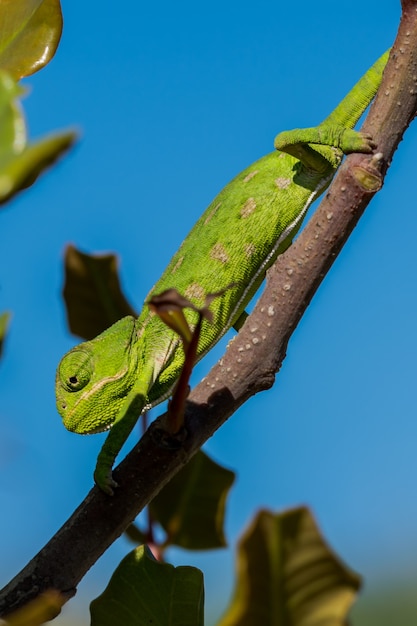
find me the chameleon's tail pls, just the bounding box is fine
[322,50,390,129]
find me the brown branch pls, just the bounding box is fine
[1,3,417,616]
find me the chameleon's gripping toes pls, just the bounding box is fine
[56,51,389,493]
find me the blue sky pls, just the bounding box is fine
[0,0,415,623]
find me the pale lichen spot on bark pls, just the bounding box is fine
[243,170,259,183]
[204,202,222,225]
[240,197,257,218]
[210,242,229,263]
[275,177,291,189]
[171,255,184,273]
[185,283,206,301]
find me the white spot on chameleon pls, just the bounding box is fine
[244,243,256,258]
[252,337,259,344]
[185,283,206,300]
[210,242,229,263]
[275,177,291,189]
[240,197,257,218]
[204,202,222,225]
[243,170,259,183]
[171,256,184,273]
[267,306,275,317]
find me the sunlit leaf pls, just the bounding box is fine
[0,0,63,79]
[150,450,235,550]
[218,507,361,626]
[0,129,76,205]
[90,545,204,626]
[4,590,64,625]
[0,71,25,164]
[0,69,76,206]
[0,311,10,359]
[63,245,137,340]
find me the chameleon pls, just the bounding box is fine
[56,51,388,493]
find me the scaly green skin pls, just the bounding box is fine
[56,51,389,493]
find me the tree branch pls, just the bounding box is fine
[1,2,417,616]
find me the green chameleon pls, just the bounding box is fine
[56,51,388,493]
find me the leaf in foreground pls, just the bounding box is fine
[0,70,76,206]
[0,0,63,79]
[0,311,10,359]
[150,450,235,550]
[218,506,361,626]
[3,590,64,625]
[90,545,204,626]
[63,245,137,340]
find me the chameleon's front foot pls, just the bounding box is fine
[94,463,118,496]
[339,129,377,154]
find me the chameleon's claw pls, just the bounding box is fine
[94,466,118,496]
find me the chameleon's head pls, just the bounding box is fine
[56,316,139,434]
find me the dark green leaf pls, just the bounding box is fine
[90,545,204,626]
[0,0,63,79]
[150,450,235,550]
[63,245,137,340]
[218,507,361,626]
[124,522,148,546]
[0,311,10,359]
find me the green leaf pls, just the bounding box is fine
[0,69,76,206]
[0,129,76,205]
[0,0,63,79]
[3,590,64,625]
[218,507,361,626]
[150,450,235,550]
[124,522,148,546]
[62,245,137,340]
[90,545,204,626]
[0,311,10,359]
[0,71,25,165]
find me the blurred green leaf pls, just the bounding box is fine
[0,0,63,79]
[0,71,25,164]
[63,245,137,340]
[0,129,76,205]
[4,589,64,625]
[218,507,361,626]
[0,311,10,359]
[90,545,204,626]
[0,69,76,205]
[124,522,148,546]
[150,450,235,550]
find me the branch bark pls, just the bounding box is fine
[1,0,417,616]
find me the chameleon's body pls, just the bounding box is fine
[56,52,388,492]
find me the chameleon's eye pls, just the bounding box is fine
[58,349,93,392]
